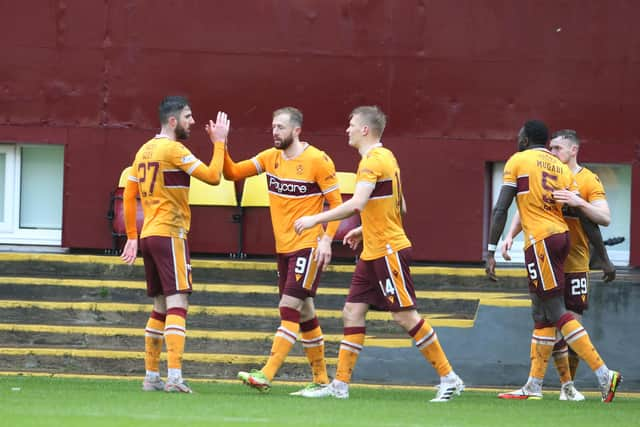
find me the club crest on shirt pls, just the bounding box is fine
[297,165,304,175]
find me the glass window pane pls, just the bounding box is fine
[491,162,524,262]
[583,163,631,265]
[19,145,64,229]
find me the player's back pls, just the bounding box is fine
[564,166,606,273]
[132,136,193,239]
[358,146,410,260]
[503,147,575,248]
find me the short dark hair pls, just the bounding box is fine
[158,96,190,125]
[273,107,303,127]
[551,129,580,146]
[523,120,549,146]
[351,106,387,137]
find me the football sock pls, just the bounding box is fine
[261,307,300,381]
[529,325,556,380]
[144,310,165,375]
[335,327,366,384]
[164,307,187,379]
[552,338,572,384]
[300,316,329,384]
[557,313,604,371]
[568,347,580,380]
[409,319,452,377]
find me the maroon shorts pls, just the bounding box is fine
[346,247,417,312]
[564,271,589,314]
[524,232,569,299]
[140,236,192,297]
[277,247,322,299]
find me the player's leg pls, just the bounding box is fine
[376,248,462,402]
[290,297,329,395]
[258,295,303,384]
[296,247,329,388]
[140,237,166,391]
[301,301,368,399]
[393,309,464,402]
[540,235,621,402]
[239,251,310,391]
[564,272,589,380]
[143,298,167,391]
[553,273,587,400]
[500,237,564,400]
[301,259,374,399]
[149,236,193,393]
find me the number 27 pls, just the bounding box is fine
[138,162,159,195]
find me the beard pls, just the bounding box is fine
[274,133,294,150]
[175,123,190,141]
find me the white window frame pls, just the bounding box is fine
[0,143,63,245]
[0,145,16,233]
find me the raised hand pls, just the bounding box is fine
[205,111,230,143]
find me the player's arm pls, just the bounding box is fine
[577,213,616,282]
[294,182,374,234]
[222,150,262,181]
[314,188,343,271]
[121,175,139,265]
[322,188,343,241]
[485,185,517,280]
[552,190,611,226]
[190,113,230,185]
[501,211,522,261]
[317,156,343,241]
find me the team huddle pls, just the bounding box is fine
[120,96,621,403]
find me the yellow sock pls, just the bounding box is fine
[164,308,187,374]
[529,326,555,380]
[335,327,366,384]
[569,349,580,380]
[410,319,452,377]
[300,317,329,385]
[144,311,165,374]
[552,339,572,384]
[559,316,604,371]
[261,307,300,381]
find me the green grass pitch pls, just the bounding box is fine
[0,376,638,427]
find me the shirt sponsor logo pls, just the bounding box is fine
[269,176,309,194]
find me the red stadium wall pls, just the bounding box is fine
[1,1,638,265]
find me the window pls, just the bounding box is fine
[0,144,65,245]
[489,162,631,266]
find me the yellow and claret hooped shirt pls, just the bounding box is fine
[564,167,607,273]
[502,147,578,249]
[356,144,411,261]
[126,135,223,239]
[224,144,342,253]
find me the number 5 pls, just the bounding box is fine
[527,263,538,280]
